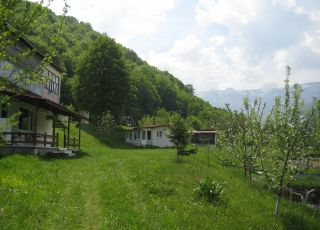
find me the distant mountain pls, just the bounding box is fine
[199,82,320,111]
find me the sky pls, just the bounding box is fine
[45,0,320,93]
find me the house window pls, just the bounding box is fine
[147,131,151,140]
[142,131,146,140]
[18,108,33,131]
[135,130,141,140]
[156,131,162,138]
[0,104,8,118]
[43,69,60,95]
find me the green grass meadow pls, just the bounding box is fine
[0,126,319,229]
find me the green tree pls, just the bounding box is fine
[218,97,269,182]
[96,111,115,133]
[264,67,317,215]
[74,36,129,120]
[168,115,191,162]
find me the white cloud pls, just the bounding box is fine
[147,35,266,91]
[210,35,226,46]
[304,31,320,54]
[273,0,320,22]
[47,0,176,45]
[273,49,289,70]
[196,0,258,27]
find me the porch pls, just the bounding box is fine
[2,131,79,149]
[0,90,88,155]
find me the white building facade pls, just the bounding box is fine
[126,125,174,148]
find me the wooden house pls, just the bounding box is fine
[0,36,88,155]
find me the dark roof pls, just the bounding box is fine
[134,124,169,130]
[3,90,88,121]
[18,35,64,73]
[192,130,217,134]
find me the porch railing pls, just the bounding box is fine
[65,136,80,149]
[2,132,58,147]
[2,132,80,149]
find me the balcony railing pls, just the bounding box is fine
[2,132,58,147]
[2,131,80,149]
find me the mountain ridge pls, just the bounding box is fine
[199,82,320,111]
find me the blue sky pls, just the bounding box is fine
[47,0,320,93]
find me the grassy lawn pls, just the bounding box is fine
[0,125,319,229]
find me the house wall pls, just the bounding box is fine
[1,99,53,147]
[125,130,143,146]
[150,127,174,148]
[125,126,174,148]
[36,109,53,135]
[2,39,61,104]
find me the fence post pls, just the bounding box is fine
[11,133,14,145]
[44,132,46,147]
[64,133,67,148]
[73,137,76,148]
[56,133,59,147]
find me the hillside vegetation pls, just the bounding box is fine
[0,126,319,229]
[23,6,227,126]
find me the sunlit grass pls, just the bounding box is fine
[0,125,319,229]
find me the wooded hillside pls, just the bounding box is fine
[23,5,227,127]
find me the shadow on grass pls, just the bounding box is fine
[281,207,320,230]
[82,124,144,149]
[173,156,190,164]
[39,150,90,161]
[0,149,90,161]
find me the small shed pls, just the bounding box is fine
[191,129,217,145]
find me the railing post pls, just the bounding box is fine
[44,132,47,147]
[33,133,36,146]
[64,133,66,148]
[11,133,14,145]
[56,133,59,147]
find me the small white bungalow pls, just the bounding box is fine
[125,124,174,148]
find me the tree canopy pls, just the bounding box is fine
[74,36,129,119]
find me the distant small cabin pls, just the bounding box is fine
[192,130,217,145]
[125,124,174,148]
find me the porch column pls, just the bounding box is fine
[52,115,56,147]
[34,104,39,147]
[78,119,81,150]
[67,116,70,148]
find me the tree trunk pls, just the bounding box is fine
[244,167,247,181]
[274,192,281,215]
[176,149,179,163]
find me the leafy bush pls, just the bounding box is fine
[195,177,224,203]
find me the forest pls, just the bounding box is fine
[23,6,227,128]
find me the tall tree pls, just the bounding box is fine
[74,36,129,120]
[265,67,317,215]
[168,115,191,162]
[218,97,270,182]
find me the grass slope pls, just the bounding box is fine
[0,125,319,229]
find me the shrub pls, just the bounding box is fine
[195,177,224,203]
